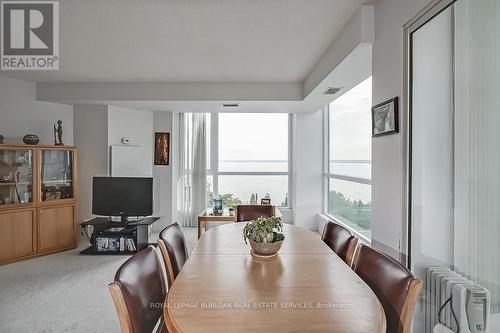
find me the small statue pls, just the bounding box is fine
[54,120,64,146]
[250,192,259,205]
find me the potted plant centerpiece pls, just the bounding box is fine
[243,216,285,257]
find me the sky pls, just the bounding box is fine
[218,113,288,162]
[329,76,372,162]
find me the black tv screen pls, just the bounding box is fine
[92,177,153,217]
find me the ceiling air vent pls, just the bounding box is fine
[222,103,239,108]
[323,87,342,95]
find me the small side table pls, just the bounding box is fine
[197,209,235,239]
[197,207,282,239]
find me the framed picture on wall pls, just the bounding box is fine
[154,132,170,165]
[372,97,399,137]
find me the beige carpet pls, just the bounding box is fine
[0,227,198,333]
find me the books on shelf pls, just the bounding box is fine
[126,238,136,251]
[95,236,136,253]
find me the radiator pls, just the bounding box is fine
[425,266,490,333]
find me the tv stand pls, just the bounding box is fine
[79,217,160,255]
[116,215,132,223]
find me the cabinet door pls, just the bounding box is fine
[0,149,34,206]
[0,209,35,262]
[37,205,75,253]
[40,150,74,202]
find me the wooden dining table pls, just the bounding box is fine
[163,223,386,332]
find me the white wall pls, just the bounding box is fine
[73,105,177,234]
[107,105,154,177]
[153,111,177,232]
[292,110,324,230]
[0,76,73,145]
[371,0,432,259]
[73,104,109,225]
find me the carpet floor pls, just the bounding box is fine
[0,227,198,333]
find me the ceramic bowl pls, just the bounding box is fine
[23,134,39,145]
[249,238,284,257]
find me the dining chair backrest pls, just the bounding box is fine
[351,244,422,333]
[320,221,358,266]
[107,245,168,333]
[235,205,275,222]
[157,222,189,287]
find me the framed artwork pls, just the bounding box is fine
[154,132,170,165]
[213,199,223,216]
[372,97,399,137]
[261,198,271,205]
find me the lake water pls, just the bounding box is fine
[214,160,371,205]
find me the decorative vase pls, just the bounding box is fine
[23,134,39,145]
[249,238,284,258]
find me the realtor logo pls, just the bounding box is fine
[1,1,59,70]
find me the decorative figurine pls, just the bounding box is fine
[250,193,258,205]
[0,134,4,144]
[54,120,64,146]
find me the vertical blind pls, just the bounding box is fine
[454,0,500,311]
[411,0,500,323]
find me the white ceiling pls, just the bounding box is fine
[36,43,373,113]
[1,0,364,83]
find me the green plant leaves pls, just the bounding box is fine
[242,216,284,244]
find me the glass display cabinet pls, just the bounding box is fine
[41,150,74,202]
[0,145,77,265]
[0,149,33,205]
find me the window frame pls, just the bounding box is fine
[323,101,372,243]
[210,112,292,209]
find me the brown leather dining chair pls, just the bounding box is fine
[351,244,422,333]
[107,245,168,333]
[320,221,358,266]
[235,204,275,222]
[157,222,189,288]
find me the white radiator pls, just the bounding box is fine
[425,266,490,333]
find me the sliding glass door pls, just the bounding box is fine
[407,0,500,331]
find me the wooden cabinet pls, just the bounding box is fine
[38,205,75,253]
[0,145,77,265]
[0,209,35,262]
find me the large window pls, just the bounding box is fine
[209,113,290,207]
[324,77,372,239]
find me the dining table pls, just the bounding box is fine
[163,223,387,332]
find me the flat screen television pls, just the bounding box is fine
[92,177,153,222]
